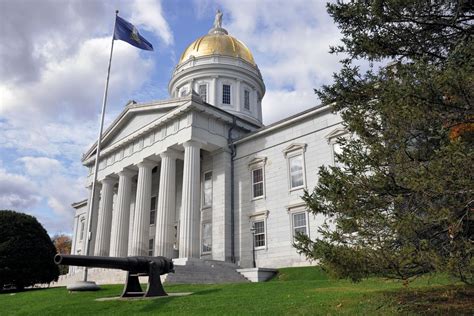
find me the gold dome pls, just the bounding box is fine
[179,32,256,66]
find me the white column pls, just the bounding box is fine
[94,178,115,256]
[179,140,201,258]
[127,183,137,256]
[85,184,100,255]
[130,160,154,256]
[154,150,177,257]
[109,169,134,257]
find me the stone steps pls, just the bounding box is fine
[164,259,249,284]
[51,259,250,287]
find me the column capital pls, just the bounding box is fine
[182,140,202,149]
[101,177,116,186]
[118,168,135,178]
[137,159,155,169]
[160,148,181,160]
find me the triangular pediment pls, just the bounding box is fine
[248,156,267,167]
[324,127,348,142]
[283,143,307,155]
[83,99,187,161]
[102,110,168,147]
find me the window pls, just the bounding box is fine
[332,142,343,167]
[150,196,157,225]
[253,220,266,248]
[289,154,304,189]
[326,128,349,168]
[202,222,212,253]
[198,84,207,102]
[148,238,154,256]
[174,224,179,250]
[222,84,231,104]
[79,219,85,241]
[202,171,212,208]
[244,90,250,110]
[180,88,187,97]
[252,168,264,199]
[292,212,308,239]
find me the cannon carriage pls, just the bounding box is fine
[54,254,174,297]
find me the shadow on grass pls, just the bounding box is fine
[385,284,474,315]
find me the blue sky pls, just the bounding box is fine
[0,0,343,235]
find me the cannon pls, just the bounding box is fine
[54,254,174,297]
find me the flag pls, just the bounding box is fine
[114,16,154,51]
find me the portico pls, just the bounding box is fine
[90,142,201,259]
[77,93,258,262]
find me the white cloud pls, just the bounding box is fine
[0,0,173,234]
[0,168,41,210]
[0,37,154,123]
[130,0,174,46]
[18,157,63,177]
[262,89,318,124]
[13,157,88,233]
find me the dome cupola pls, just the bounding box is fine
[169,10,265,126]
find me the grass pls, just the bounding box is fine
[0,267,472,315]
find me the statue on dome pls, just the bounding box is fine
[214,9,223,29]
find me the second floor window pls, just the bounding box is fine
[203,171,212,207]
[150,196,157,225]
[222,84,231,104]
[289,154,304,189]
[252,168,264,199]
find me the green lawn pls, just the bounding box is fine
[0,267,472,315]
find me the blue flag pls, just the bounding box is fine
[114,16,154,51]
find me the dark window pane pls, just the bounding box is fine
[223,84,231,104]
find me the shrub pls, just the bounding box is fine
[0,210,59,290]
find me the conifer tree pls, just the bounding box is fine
[295,0,473,284]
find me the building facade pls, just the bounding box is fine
[70,15,343,269]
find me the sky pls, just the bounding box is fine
[0,0,343,235]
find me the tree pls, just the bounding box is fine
[52,234,72,275]
[295,0,473,284]
[0,210,59,290]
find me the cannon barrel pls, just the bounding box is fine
[54,254,174,274]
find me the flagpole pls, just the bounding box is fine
[81,10,119,285]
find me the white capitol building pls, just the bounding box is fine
[69,14,344,279]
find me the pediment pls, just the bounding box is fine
[248,156,267,167]
[282,143,307,155]
[83,101,182,161]
[102,110,167,148]
[325,127,348,143]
